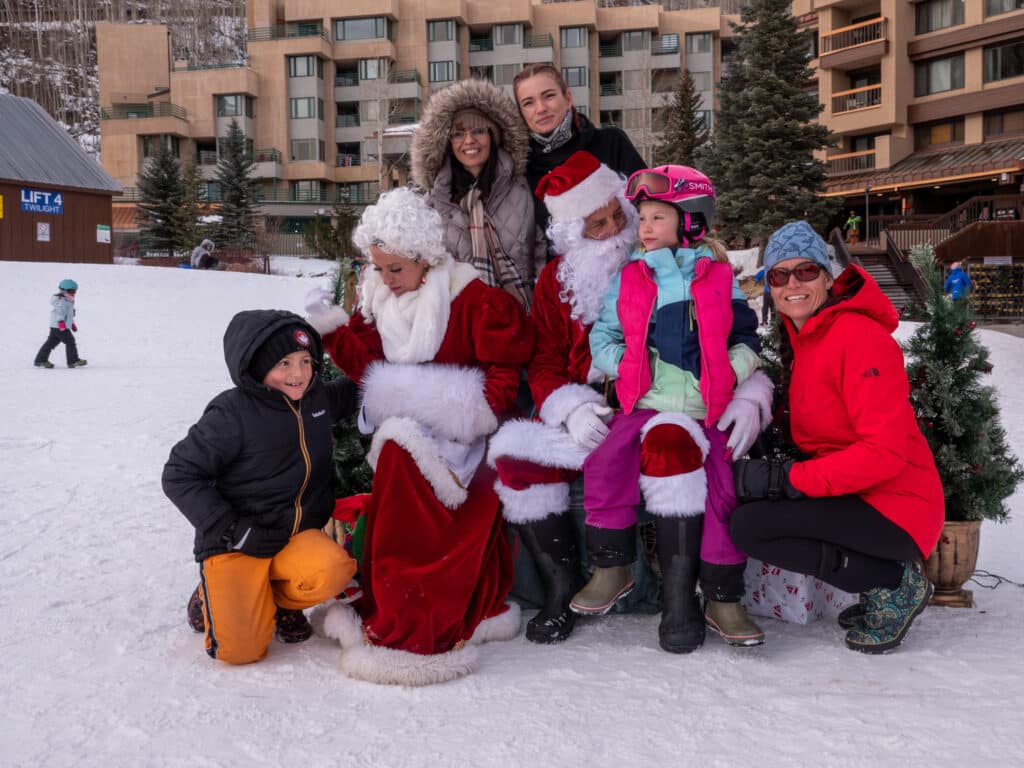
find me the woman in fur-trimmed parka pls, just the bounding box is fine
[411,78,547,311]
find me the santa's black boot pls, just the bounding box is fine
[517,513,582,644]
[654,515,706,654]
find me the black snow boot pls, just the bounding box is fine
[275,608,313,643]
[654,515,706,654]
[517,513,583,644]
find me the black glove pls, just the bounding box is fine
[734,459,803,503]
[227,521,291,558]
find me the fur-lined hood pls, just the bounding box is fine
[411,79,529,191]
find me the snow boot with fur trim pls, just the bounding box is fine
[517,513,582,642]
[845,562,932,654]
[654,515,706,654]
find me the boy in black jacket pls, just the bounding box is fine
[163,309,358,664]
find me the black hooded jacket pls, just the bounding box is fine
[526,110,646,231]
[162,310,358,562]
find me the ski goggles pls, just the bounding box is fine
[624,170,714,202]
[766,262,825,287]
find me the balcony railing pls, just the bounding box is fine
[336,154,361,167]
[338,188,380,205]
[827,149,876,175]
[599,83,623,96]
[820,17,887,55]
[336,114,360,128]
[599,42,622,58]
[470,37,493,52]
[253,148,281,163]
[388,69,420,84]
[113,186,143,202]
[197,150,218,165]
[101,103,187,121]
[247,24,328,42]
[832,84,882,114]
[335,74,359,87]
[258,188,329,203]
[524,33,553,49]
[651,40,680,56]
[172,62,246,72]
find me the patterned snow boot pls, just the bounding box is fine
[845,563,932,654]
[187,584,205,633]
[837,594,868,630]
[275,608,314,643]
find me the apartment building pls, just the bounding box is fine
[95,1,743,235]
[795,0,1024,231]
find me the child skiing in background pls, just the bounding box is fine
[34,278,87,369]
[162,310,359,665]
[577,165,774,654]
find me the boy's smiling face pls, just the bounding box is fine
[261,350,314,400]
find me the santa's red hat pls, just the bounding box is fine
[534,150,625,223]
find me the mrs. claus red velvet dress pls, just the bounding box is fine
[322,268,533,658]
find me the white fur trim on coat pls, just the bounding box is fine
[361,361,498,443]
[307,305,350,337]
[487,419,590,470]
[468,603,522,645]
[316,602,365,650]
[732,369,775,429]
[367,417,468,509]
[341,642,480,687]
[538,383,605,427]
[640,470,707,518]
[639,412,711,460]
[495,480,570,524]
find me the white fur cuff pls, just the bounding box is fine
[361,362,498,443]
[538,383,604,427]
[495,480,570,524]
[307,305,350,336]
[640,471,707,518]
[487,419,590,470]
[468,603,522,645]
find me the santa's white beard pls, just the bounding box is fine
[550,209,637,326]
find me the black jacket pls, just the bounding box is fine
[162,310,358,562]
[526,110,646,232]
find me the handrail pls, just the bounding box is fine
[820,17,886,55]
[829,226,856,268]
[832,84,881,114]
[388,69,420,84]
[883,229,927,303]
[827,149,876,174]
[101,102,187,120]
[524,33,554,49]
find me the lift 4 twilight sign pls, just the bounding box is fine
[21,189,64,215]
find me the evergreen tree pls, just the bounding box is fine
[173,161,207,254]
[136,142,182,255]
[653,69,708,167]
[904,245,1022,522]
[698,0,838,244]
[215,119,259,250]
[302,199,360,262]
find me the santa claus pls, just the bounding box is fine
[487,151,641,644]
[306,187,533,685]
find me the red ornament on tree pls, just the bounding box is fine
[968,321,976,330]
[954,329,962,337]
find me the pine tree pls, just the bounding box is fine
[173,161,207,255]
[904,245,1022,522]
[136,143,182,255]
[653,69,708,167]
[302,199,360,262]
[698,0,838,244]
[215,118,259,250]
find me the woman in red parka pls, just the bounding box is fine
[730,221,943,654]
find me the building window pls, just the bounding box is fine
[850,134,877,152]
[428,19,455,42]
[623,70,644,92]
[622,31,648,52]
[470,65,493,82]
[915,0,965,34]
[359,58,386,81]
[696,110,712,131]
[623,109,644,130]
[336,64,358,87]
[335,17,389,42]
[494,63,521,86]
[686,33,712,55]
[807,29,820,59]
[576,105,588,118]
[289,97,316,119]
[287,55,315,78]
[494,24,522,46]
[429,60,455,83]
[560,26,587,49]
[986,0,1024,17]
[914,119,964,149]
[141,135,180,158]
[984,39,1024,83]
[289,139,322,162]
[984,107,1024,138]
[654,33,679,54]
[691,71,713,92]
[562,67,587,88]
[217,95,243,117]
[291,180,322,201]
[217,136,253,159]
[914,54,964,96]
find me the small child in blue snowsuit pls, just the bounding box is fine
[34,279,87,369]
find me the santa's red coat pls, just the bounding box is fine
[323,278,533,654]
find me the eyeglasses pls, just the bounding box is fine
[450,127,489,143]
[582,207,628,239]
[767,262,825,287]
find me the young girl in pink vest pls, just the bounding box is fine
[575,165,773,654]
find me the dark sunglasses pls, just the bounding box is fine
[767,262,824,287]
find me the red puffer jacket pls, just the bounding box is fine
[785,265,944,557]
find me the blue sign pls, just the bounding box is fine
[20,188,64,215]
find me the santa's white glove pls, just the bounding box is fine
[304,287,350,336]
[566,401,613,452]
[717,370,775,459]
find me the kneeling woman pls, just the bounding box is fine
[730,221,944,654]
[308,188,533,684]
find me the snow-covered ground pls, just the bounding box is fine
[2,260,1022,768]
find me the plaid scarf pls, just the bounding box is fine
[461,186,532,313]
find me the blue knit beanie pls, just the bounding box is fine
[764,221,830,272]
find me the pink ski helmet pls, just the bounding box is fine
[625,165,716,246]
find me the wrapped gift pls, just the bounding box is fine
[741,559,857,625]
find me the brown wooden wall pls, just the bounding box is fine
[937,221,1024,262]
[0,180,114,264]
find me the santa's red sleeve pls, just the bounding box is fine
[471,283,534,420]
[322,312,385,383]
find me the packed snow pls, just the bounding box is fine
[2,259,1022,768]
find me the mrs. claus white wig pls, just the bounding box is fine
[352,187,450,267]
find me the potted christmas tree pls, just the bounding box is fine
[904,245,1023,607]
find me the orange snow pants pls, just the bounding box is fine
[197,529,356,664]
